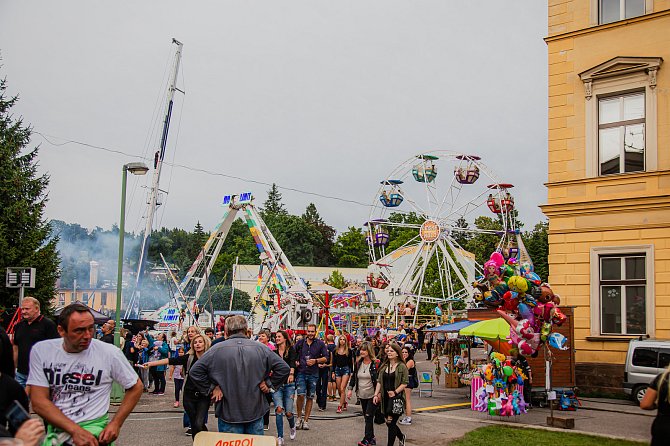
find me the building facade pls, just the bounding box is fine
[541,0,670,393]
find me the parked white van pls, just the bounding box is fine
[623,339,670,404]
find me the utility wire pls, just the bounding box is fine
[33,131,371,207]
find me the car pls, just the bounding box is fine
[623,339,670,404]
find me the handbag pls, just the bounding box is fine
[408,374,419,389]
[390,395,405,415]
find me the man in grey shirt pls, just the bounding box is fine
[189,316,290,435]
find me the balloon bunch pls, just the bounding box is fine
[473,251,568,356]
[473,352,529,416]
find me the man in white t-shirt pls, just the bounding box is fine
[28,304,143,446]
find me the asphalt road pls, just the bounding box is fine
[115,354,653,446]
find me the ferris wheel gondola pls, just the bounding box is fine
[366,151,518,325]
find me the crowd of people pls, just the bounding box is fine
[3,299,670,446]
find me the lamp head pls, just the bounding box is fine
[125,162,149,175]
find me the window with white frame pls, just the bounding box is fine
[600,0,645,24]
[600,254,646,335]
[598,91,645,175]
[590,245,654,337]
[580,57,661,178]
[58,293,66,306]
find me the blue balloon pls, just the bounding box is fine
[548,332,568,350]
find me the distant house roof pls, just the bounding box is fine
[54,301,111,324]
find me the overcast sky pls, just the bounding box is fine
[0,1,548,236]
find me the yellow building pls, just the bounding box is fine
[541,1,670,393]
[53,288,117,315]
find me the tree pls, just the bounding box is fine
[452,216,472,248]
[333,227,368,267]
[197,285,252,312]
[464,216,503,266]
[524,221,549,282]
[0,77,60,317]
[302,203,335,266]
[325,270,346,289]
[262,183,287,217]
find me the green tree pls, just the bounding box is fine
[262,183,287,217]
[264,213,322,266]
[524,221,549,282]
[452,216,472,248]
[197,285,252,312]
[465,216,503,266]
[333,227,368,267]
[302,203,335,266]
[325,269,346,289]
[0,77,60,317]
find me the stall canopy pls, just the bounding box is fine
[458,318,512,355]
[427,319,481,332]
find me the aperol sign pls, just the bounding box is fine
[420,220,440,242]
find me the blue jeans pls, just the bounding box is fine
[15,371,28,388]
[272,383,296,438]
[296,372,318,399]
[217,417,264,435]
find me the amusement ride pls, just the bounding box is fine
[365,151,522,326]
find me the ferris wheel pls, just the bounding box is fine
[365,151,519,324]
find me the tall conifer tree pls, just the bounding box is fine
[0,77,60,317]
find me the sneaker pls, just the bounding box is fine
[357,440,369,446]
[297,419,304,430]
[157,392,165,396]
[337,406,342,414]
[369,437,376,446]
[173,401,179,408]
[185,428,192,436]
[277,438,284,446]
[290,426,297,440]
[264,425,270,431]
[302,421,310,431]
[317,407,325,412]
[343,401,348,411]
[398,433,406,446]
[399,416,412,425]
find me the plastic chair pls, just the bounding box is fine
[419,371,433,397]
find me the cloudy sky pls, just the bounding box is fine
[1,1,548,236]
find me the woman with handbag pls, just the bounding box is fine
[372,343,408,446]
[400,347,417,425]
[347,341,378,446]
[143,332,216,440]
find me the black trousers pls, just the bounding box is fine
[150,368,166,393]
[385,413,403,446]
[426,343,432,361]
[183,390,210,439]
[360,398,375,441]
[316,367,329,409]
[263,392,272,427]
[174,378,184,402]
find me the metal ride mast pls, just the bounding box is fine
[125,39,184,319]
[176,193,317,331]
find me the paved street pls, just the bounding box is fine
[114,355,653,445]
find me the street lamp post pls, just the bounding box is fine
[112,162,149,404]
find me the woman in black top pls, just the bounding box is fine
[144,332,216,440]
[334,335,354,413]
[273,330,298,445]
[641,365,670,446]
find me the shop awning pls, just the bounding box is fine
[426,319,481,332]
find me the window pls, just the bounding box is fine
[632,348,657,367]
[58,293,65,306]
[590,245,655,337]
[660,350,670,369]
[101,292,107,306]
[598,92,645,175]
[82,292,88,305]
[600,254,646,334]
[580,57,662,177]
[600,0,645,24]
